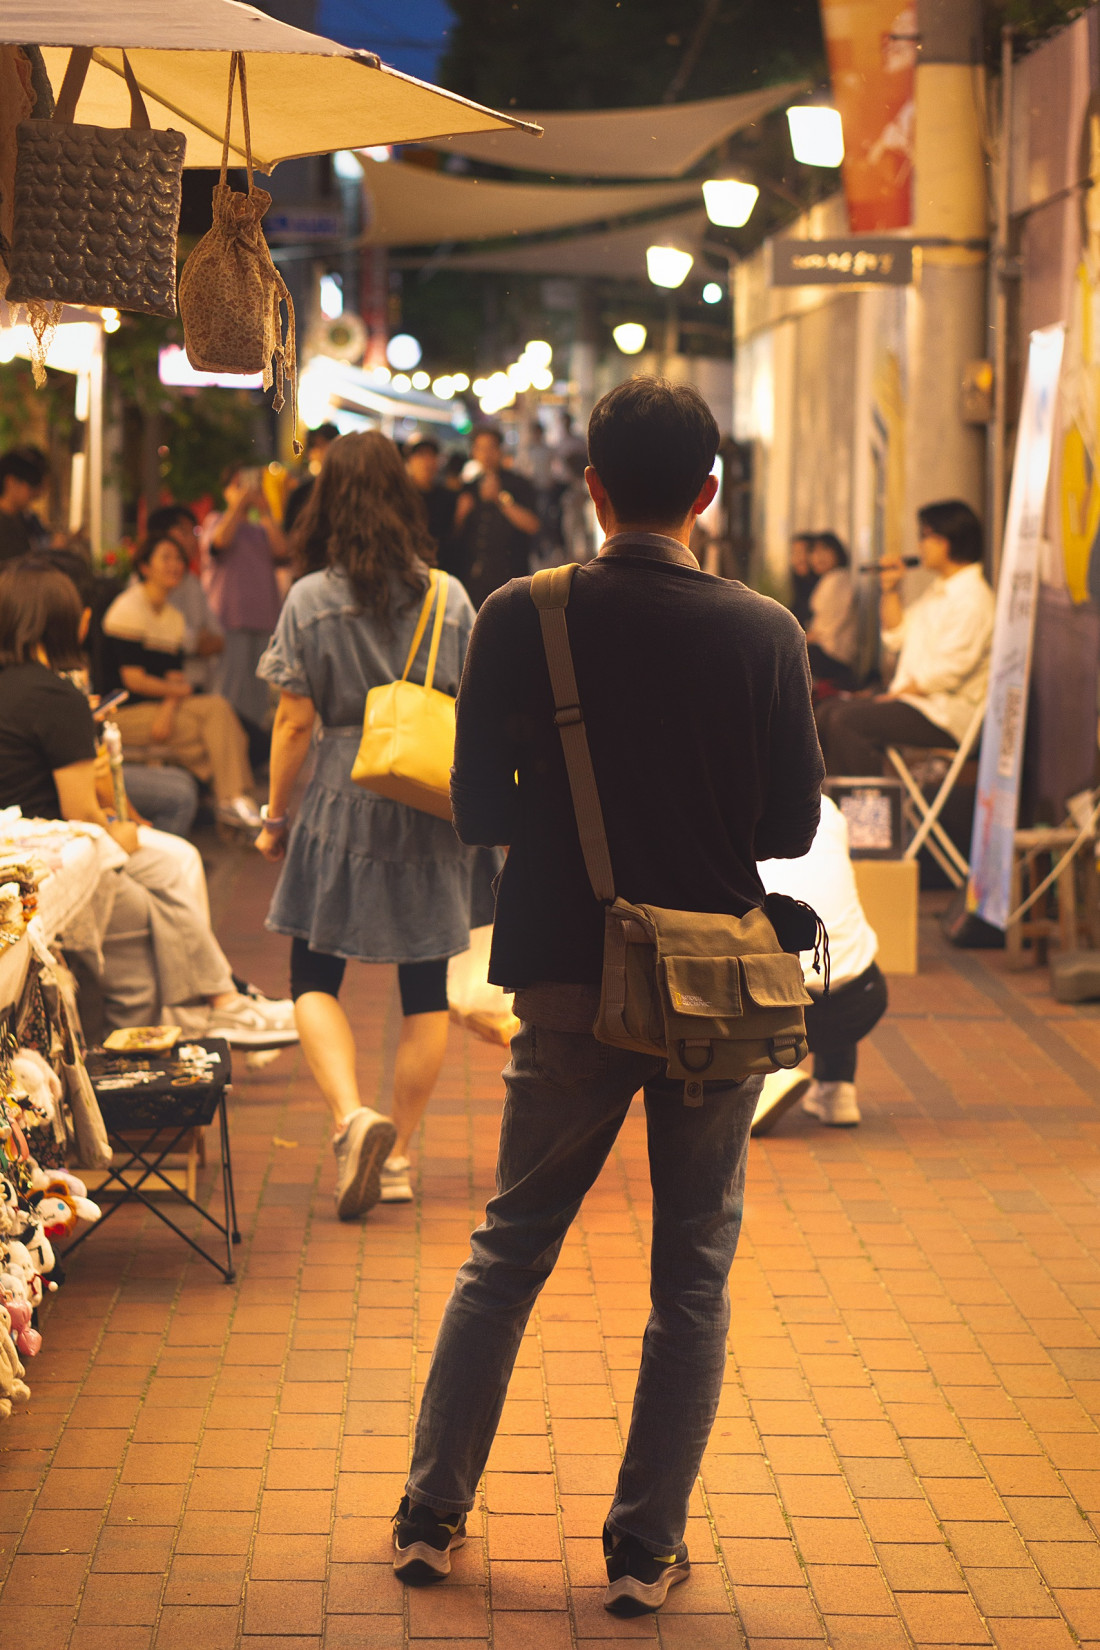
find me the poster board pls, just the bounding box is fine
[968,324,1066,929]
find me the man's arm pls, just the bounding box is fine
[755,642,824,860]
[450,589,522,846]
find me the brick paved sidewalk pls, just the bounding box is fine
[2,847,1099,1649]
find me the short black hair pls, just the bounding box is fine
[134,533,186,577]
[405,436,440,458]
[0,445,49,489]
[147,504,198,538]
[307,423,340,450]
[918,499,984,565]
[813,531,849,569]
[471,425,503,447]
[587,377,719,525]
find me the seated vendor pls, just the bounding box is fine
[816,500,993,776]
[0,559,293,1045]
[805,532,858,689]
[101,533,261,834]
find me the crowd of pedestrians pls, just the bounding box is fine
[0,382,1001,1619]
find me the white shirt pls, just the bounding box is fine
[810,567,858,665]
[881,562,994,744]
[759,796,878,992]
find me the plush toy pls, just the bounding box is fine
[1,1239,45,1308]
[0,1175,20,1237]
[29,1171,100,1230]
[0,1301,31,1418]
[10,1048,62,1130]
[3,1294,40,1358]
[19,1225,58,1293]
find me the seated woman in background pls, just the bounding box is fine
[788,531,818,629]
[805,531,858,689]
[101,533,261,834]
[0,560,295,1044]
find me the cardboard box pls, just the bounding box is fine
[854,857,919,974]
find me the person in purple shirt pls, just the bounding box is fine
[200,463,287,758]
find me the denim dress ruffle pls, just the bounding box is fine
[258,565,481,963]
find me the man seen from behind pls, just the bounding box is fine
[393,378,824,1615]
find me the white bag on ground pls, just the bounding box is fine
[447,927,519,1047]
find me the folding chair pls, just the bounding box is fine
[886,700,985,888]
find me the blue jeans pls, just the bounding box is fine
[406,1022,762,1553]
[123,764,200,837]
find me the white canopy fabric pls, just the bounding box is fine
[430,81,808,179]
[395,208,712,282]
[361,157,698,246]
[0,1,535,172]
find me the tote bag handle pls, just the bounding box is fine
[54,47,152,131]
[400,572,449,690]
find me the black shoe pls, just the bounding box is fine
[602,1524,690,1615]
[392,1495,467,1583]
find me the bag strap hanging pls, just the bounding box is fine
[530,565,616,906]
[422,571,449,692]
[220,51,254,192]
[54,47,152,131]
[400,571,440,683]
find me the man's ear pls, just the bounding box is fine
[585,466,611,527]
[692,473,720,516]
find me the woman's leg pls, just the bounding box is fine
[173,695,254,802]
[391,960,450,1159]
[289,939,397,1219]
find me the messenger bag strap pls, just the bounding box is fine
[531,565,616,905]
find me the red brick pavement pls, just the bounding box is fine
[1,845,1099,1648]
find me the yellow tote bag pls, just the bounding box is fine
[351,571,456,819]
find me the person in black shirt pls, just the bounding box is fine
[396,379,823,1614]
[0,446,49,567]
[404,435,457,572]
[451,426,540,608]
[283,422,340,538]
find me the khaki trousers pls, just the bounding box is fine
[115,694,253,802]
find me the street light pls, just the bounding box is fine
[786,105,845,168]
[702,177,759,228]
[386,332,422,371]
[524,340,553,369]
[613,322,648,355]
[702,283,723,305]
[411,370,430,390]
[646,244,694,289]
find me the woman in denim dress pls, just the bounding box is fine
[255,433,478,1219]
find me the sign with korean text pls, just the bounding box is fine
[819,0,916,231]
[772,238,913,287]
[969,325,1067,930]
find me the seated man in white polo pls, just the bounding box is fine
[756,794,887,1130]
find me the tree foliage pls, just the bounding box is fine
[986,0,1091,58]
[440,0,825,112]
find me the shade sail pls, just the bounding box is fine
[394,207,712,282]
[1,0,536,172]
[361,157,698,246]
[430,81,808,179]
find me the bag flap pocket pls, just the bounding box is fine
[740,953,812,1009]
[662,954,742,1018]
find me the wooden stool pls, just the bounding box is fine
[1006,827,1100,968]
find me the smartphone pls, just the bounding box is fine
[93,688,129,722]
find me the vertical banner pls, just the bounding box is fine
[818,0,916,231]
[969,325,1067,930]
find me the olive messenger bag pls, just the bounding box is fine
[530,561,828,1104]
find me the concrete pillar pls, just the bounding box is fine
[906,0,988,539]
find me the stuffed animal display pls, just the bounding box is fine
[1,1045,101,1421]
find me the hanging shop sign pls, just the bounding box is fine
[968,323,1067,931]
[772,238,913,287]
[819,0,916,232]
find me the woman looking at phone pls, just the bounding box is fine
[200,463,287,760]
[102,533,261,833]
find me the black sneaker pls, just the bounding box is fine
[603,1524,690,1615]
[392,1495,467,1583]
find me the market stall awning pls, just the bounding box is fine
[394,207,711,281]
[1,0,537,171]
[428,81,808,179]
[360,157,699,246]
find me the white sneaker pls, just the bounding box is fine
[217,796,262,835]
[333,1107,397,1221]
[168,993,299,1048]
[379,1155,413,1203]
[751,1069,811,1137]
[802,1081,861,1127]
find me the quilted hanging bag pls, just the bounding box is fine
[178,53,298,439]
[5,46,185,317]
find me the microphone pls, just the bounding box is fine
[861,556,920,573]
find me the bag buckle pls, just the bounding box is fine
[554,704,583,728]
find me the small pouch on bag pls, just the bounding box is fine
[5,46,185,317]
[177,52,298,442]
[351,571,456,819]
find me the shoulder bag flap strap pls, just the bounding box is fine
[422,571,449,692]
[530,565,616,905]
[400,571,439,682]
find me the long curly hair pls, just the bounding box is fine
[289,431,436,624]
